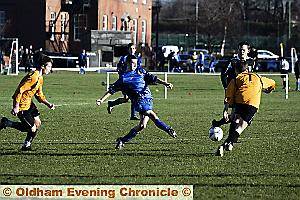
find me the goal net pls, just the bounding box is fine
[0,38,19,75]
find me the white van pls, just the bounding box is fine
[162,45,179,58]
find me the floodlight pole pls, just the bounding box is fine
[154,0,161,70]
[288,0,292,39]
[195,0,199,47]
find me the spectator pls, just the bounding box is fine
[168,51,181,72]
[157,48,166,72]
[21,48,32,72]
[18,46,24,64]
[0,50,4,73]
[191,52,198,73]
[209,55,216,73]
[79,49,87,74]
[295,59,300,91]
[280,57,290,89]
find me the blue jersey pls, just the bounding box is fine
[108,68,157,112]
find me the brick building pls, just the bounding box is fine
[0,0,152,55]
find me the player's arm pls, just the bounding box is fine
[261,77,276,93]
[12,77,36,116]
[156,78,173,89]
[35,80,55,110]
[96,91,112,106]
[223,79,236,121]
[96,79,122,106]
[143,70,173,89]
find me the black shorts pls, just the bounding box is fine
[17,103,40,129]
[281,69,288,78]
[235,103,258,125]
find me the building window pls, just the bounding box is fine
[132,19,137,44]
[141,20,146,44]
[0,11,6,35]
[73,14,87,41]
[112,16,117,31]
[102,15,108,31]
[142,0,147,4]
[61,14,67,41]
[50,12,56,41]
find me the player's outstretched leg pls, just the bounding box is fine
[22,116,41,151]
[147,110,177,138]
[21,131,37,151]
[107,97,129,114]
[0,117,29,132]
[0,117,8,130]
[130,103,139,120]
[115,114,149,150]
[212,117,231,127]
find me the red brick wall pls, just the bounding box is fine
[98,0,152,46]
[45,0,70,52]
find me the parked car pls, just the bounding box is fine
[189,49,209,56]
[257,50,279,60]
[162,45,179,58]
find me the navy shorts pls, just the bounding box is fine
[234,103,257,125]
[134,98,153,113]
[281,69,288,78]
[17,103,40,129]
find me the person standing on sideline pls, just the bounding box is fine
[21,48,32,72]
[96,55,176,150]
[79,49,87,74]
[280,57,290,89]
[0,53,55,151]
[215,60,276,157]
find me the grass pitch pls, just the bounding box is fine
[0,71,299,199]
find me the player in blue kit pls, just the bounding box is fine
[96,55,177,149]
[107,43,141,120]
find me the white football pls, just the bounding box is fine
[209,126,223,141]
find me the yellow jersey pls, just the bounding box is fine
[225,72,276,109]
[12,70,46,111]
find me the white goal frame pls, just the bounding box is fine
[106,72,289,99]
[0,37,19,75]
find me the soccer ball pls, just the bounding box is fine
[209,126,223,141]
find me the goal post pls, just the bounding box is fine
[0,37,19,75]
[106,72,289,99]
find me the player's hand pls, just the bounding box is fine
[223,110,229,122]
[166,83,173,89]
[263,87,274,94]
[11,107,19,116]
[96,99,103,106]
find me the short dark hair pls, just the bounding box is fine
[127,43,135,49]
[33,52,53,69]
[238,41,250,49]
[125,54,137,64]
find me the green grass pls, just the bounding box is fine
[0,71,299,199]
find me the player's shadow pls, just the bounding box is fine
[0,147,213,157]
[1,173,299,188]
